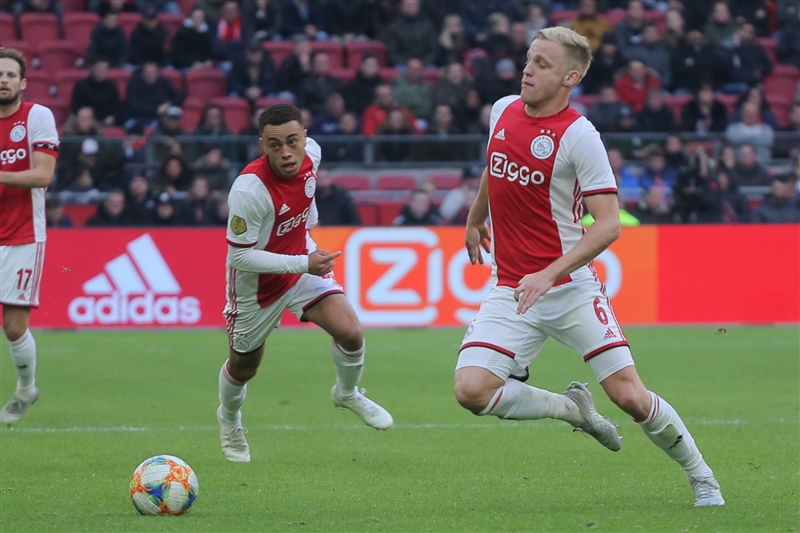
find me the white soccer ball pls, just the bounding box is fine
[129,455,199,515]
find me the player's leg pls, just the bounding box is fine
[599,363,724,506]
[0,306,40,424]
[295,280,392,430]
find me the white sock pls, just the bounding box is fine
[8,330,36,394]
[480,379,582,425]
[331,339,364,399]
[638,391,708,475]
[218,361,246,424]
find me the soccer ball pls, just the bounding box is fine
[129,455,199,515]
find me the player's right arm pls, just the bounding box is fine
[0,104,59,188]
[464,167,491,265]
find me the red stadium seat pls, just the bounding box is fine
[687,140,716,157]
[118,12,142,36]
[40,98,69,126]
[763,65,800,100]
[429,173,461,190]
[63,12,99,57]
[61,0,87,12]
[551,10,577,26]
[377,174,417,191]
[106,68,131,99]
[263,41,294,68]
[332,174,371,191]
[717,94,738,117]
[328,67,356,83]
[422,67,440,85]
[0,12,17,41]
[177,0,197,16]
[376,198,407,225]
[158,13,184,37]
[255,96,293,108]
[160,68,185,93]
[310,40,344,68]
[211,97,251,134]
[664,94,692,122]
[185,68,227,99]
[346,40,387,68]
[180,97,204,132]
[19,13,60,42]
[37,41,78,75]
[102,126,127,138]
[606,9,626,27]
[758,37,778,65]
[644,10,666,33]
[23,71,53,101]
[0,41,33,66]
[766,94,792,128]
[463,47,487,75]
[572,94,598,108]
[356,202,380,225]
[379,67,400,83]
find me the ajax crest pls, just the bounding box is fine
[304,177,316,198]
[530,135,555,160]
[10,125,26,142]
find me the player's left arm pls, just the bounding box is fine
[0,151,58,188]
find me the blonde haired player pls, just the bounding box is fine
[454,27,724,506]
[0,48,59,424]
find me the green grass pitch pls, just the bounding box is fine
[1,326,798,532]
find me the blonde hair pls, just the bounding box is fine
[533,27,593,80]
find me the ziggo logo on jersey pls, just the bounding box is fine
[489,151,546,185]
[0,148,27,165]
[277,207,310,236]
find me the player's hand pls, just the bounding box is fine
[308,249,341,277]
[465,223,491,265]
[514,271,557,315]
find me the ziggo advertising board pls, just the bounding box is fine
[19,225,800,329]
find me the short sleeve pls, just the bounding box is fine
[226,178,272,247]
[306,137,322,172]
[488,95,519,142]
[29,104,59,158]
[567,119,617,196]
[307,199,319,229]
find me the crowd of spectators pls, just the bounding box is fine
[4,0,799,226]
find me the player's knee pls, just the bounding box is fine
[2,322,26,342]
[334,324,363,353]
[609,389,649,420]
[228,355,260,383]
[454,379,492,415]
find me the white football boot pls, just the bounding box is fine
[331,386,393,430]
[688,471,725,506]
[564,381,622,452]
[217,407,251,462]
[0,386,39,424]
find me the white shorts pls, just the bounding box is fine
[223,273,343,353]
[0,242,46,308]
[456,278,634,383]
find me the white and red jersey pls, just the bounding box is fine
[486,95,617,288]
[226,138,321,310]
[0,101,59,245]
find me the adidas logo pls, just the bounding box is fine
[603,328,617,339]
[279,203,290,215]
[494,128,506,140]
[67,234,201,325]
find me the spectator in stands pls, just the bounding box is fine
[15,0,63,19]
[393,189,443,226]
[383,0,438,67]
[732,143,771,186]
[58,138,103,191]
[87,189,130,227]
[627,23,672,88]
[238,106,266,161]
[639,143,678,190]
[615,104,639,133]
[524,3,548,42]
[706,170,751,223]
[392,58,433,121]
[70,61,120,126]
[607,148,640,188]
[615,0,647,54]
[280,0,325,40]
[278,35,313,100]
[323,112,361,162]
[227,42,278,103]
[461,90,486,133]
[125,61,185,131]
[456,0,524,40]
[725,102,775,165]
[325,0,374,43]
[703,0,739,51]
[716,144,738,177]
[730,0,769,36]
[153,105,185,137]
[571,0,611,52]
[129,5,169,67]
[375,109,415,162]
[432,61,473,123]
[362,83,416,137]
[582,33,627,95]
[672,146,715,222]
[477,12,513,66]
[681,82,729,133]
[439,164,481,224]
[630,185,674,224]
[509,21,531,71]
[729,86,780,130]
[152,191,179,226]
[435,14,472,67]
[670,30,720,93]
[124,174,154,225]
[476,58,519,108]
[314,168,361,226]
[214,0,252,63]
[299,107,313,130]
[421,104,462,161]
[635,87,675,132]
[88,10,127,68]
[787,104,800,132]
[778,8,800,67]
[170,7,215,71]
[63,107,103,136]
[248,0,282,42]
[615,59,660,111]
[154,154,193,194]
[193,146,232,191]
[723,23,773,93]
[92,0,137,16]
[297,52,342,114]
[587,86,630,132]
[210,196,229,226]
[310,92,345,136]
[751,174,800,223]
[177,177,215,225]
[663,8,685,51]
[239,106,265,137]
[343,55,382,115]
[664,134,689,170]
[45,195,73,228]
